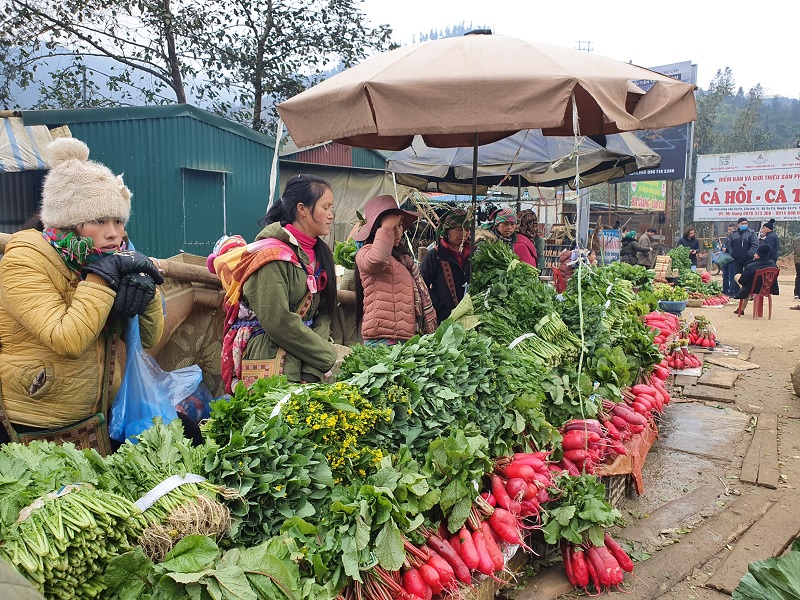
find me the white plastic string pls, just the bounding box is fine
[268,117,284,210]
[135,474,206,512]
[571,93,589,425]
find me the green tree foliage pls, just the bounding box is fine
[1,0,206,104]
[0,0,393,130]
[200,0,394,131]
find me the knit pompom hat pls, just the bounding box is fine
[40,138,131,229]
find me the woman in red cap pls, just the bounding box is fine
[354,195,437,345]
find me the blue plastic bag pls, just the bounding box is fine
[109,315,203,442]
[712,250,733,266]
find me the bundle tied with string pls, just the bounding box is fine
[101,420,239,562]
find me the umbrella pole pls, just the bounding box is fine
[469,133,478,283]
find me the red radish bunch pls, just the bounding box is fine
[689,329,716,347]
[665,344,702,370]
[493,451,554,516]
[625,382,666,415]
[558,419,628,474]
[702,294,729,306]
[601,399,649,436]
[701,271,711,283]
[643,311,681,347]
[561,533,634,593]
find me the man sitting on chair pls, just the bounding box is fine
[734,243,779,315]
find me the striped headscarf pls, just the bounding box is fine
[492,207,517,224]
[437,208,471,238]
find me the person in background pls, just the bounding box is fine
[620,230,649,265]
[223,174,339,387]
[725,217,758,296]
[734,243,779,315]
[483,207,537,267]
[721,223,737,296]
[759,219,780,262]
[0,138,164,446]
[517,209,546,270]
[636,227,658,268]
[678,226,700,270]
[420,208,471,323]
[355,195,437,345]
[794,233,800,300]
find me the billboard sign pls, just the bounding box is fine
[628,180,667,211]
[617,61,694,182]
[693,148,800,221]
[598,229,621,264]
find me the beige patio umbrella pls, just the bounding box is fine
[276,31,696,250]
[277,34,696,150]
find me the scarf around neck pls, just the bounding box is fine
[393,246,437,335]
[42,227,120,273]
[285,224,317,265]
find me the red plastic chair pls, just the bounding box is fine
[737,267,779,319]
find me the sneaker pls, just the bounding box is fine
[790,305,800,311]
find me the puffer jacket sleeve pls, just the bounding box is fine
[0,248,114,359]
[138,288,165,349]
[746,231,758,258]
[244,262,337,372]
[356,227,395,274]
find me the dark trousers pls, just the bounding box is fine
[723,261,742,295]
[795,262,800,298]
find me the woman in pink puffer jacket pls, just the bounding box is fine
[354,196,437,345]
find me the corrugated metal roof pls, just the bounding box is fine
[15,105,277,257]
[21,104,275,149]
[281,140,386,170]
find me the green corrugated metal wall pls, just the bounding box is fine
[21,106,276,258]
[350,147,386,170]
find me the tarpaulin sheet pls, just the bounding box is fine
[0,117,54,173]
[595,421,659,495]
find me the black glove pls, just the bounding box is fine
[82,251,164,290]
[112,273,157,318]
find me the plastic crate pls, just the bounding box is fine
[602,473,630,508]
[527,529,560,562]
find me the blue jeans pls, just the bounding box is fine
[723,261,741,295]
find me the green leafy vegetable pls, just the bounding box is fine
[542,473,621,547]
[732,537,800,600]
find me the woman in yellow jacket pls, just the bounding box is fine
[0,138,164,446]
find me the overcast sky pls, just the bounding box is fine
[359,0,798,99]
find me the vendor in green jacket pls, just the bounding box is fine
[235,175,339,384]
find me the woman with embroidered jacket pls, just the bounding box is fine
[354,195,438,345]
[0,138,164,445]
[420,208,471,323]
[231,174,338,387]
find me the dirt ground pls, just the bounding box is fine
[506,271,800,600]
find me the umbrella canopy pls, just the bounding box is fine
[277,34,697,150]
[386,131,661,192]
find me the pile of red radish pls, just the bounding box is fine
[643,310,681,347]
[557,419,628,475]
[493,451,555,517]
[702,294,730,306]
[561,533,635,593]
[664,344,702,371]
[600,368,670,437]
[688,317,717,348]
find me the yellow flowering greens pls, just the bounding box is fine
[280,383,393,481]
